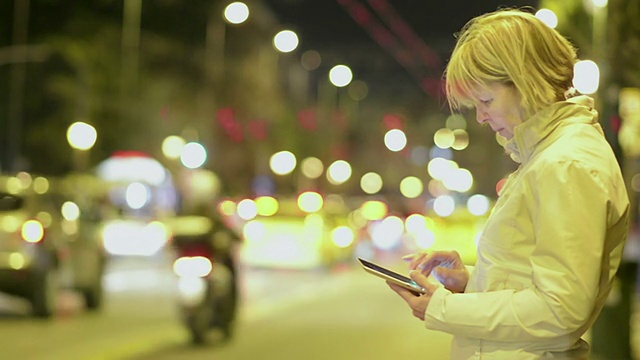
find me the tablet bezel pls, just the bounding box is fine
[357,257,427,295]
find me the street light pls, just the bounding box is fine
[273,30,299,53]
[224,2,249,24]
[328,65,353,88]
[66,121,97,171]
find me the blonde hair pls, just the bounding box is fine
[444,8,577,118]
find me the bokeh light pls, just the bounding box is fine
[573,60,600,94]
[67,122,97,151]
[180,142,207,169]
[360,200,388,221]
[301,157,323,179]
[332,226,355,248]
[162,135,185,160]
[535,9,558,28]
[273,30,299,53]
[451,129,469,150]
[270,151,297,175]
[370,216,404,250]
[297,191,323,213]
[61,201,80,221]
[255,196,279,216]
[328,65,353,87]
[360,172,383,194]
[125,182,149,209]
[224,2,249,24]
[434,128,454,149]
[384,129,407,152]
[326,160,352,185]
[433,195,455,217]
[467,194,491,216]
[399,176,423,199]
[237,198,258,220]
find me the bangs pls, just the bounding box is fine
[445,45,488,111]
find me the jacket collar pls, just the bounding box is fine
[503,96,598,164]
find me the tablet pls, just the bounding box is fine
[357,257,427,295]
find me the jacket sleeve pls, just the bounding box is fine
[424,160,618,342]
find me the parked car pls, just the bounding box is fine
[0,172,107,317]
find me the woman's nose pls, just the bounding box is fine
[476,109,488,124]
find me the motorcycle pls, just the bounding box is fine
[169,215,239,345]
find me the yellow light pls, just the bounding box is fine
[399,176,424,199]
[301,157,324,179]
[360,172,383,194]
[218,200,237,217]
[17,172,32,188]
[445,114,467,130]
[33,177,49,194]
[162,135,185,160]
[434,128,454,149]
[1,215,21,232]
[36,211,52,227]
[21,220,44,243]
[592,0,607,8]
[452,129,469,150]
[9,253,25,269]
[298,192,323,213]
[6,177,22,194]
[361,200,388,221]
[256,196,279,216]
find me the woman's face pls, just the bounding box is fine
[473,83,525,140]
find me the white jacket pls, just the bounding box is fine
[424,96,630,359]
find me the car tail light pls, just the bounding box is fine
[21,219,45,243]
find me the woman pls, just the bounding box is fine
[387,8,630,359]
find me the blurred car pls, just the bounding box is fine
[0,173,107,317]
[101,218,170,257]
[239,195,357,269]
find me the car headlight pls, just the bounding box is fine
[173,256,213,278]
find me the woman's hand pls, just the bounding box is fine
[386,270,438,321]
[403,251,469,294]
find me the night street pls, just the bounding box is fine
[0,253,453,359]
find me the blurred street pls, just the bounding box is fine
[0,252,453,360]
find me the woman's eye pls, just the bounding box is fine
[481,99,492,105]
